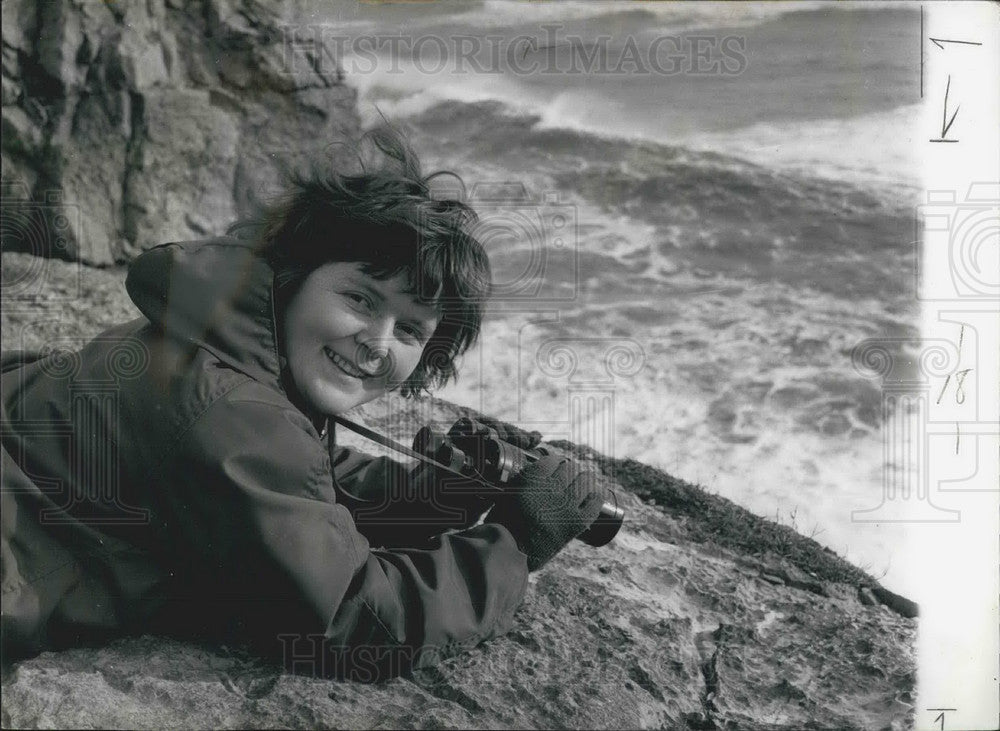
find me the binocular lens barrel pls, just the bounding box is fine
[413,421,624,547]
[578,491,625,547]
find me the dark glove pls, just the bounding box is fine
[412,415,543,525]
[475,415,544,451]
[408,460,498,529]
[487,454,605,571]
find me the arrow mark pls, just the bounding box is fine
[930,37,983,49]
[941,75,960,139]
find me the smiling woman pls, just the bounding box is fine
[281,262,442,416]
[249,126,493,400]
[1,126,609,679]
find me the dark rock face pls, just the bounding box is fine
[1,0,359,264]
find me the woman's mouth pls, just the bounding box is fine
[324,347,367,378]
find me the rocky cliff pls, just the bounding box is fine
[2,0,358,265]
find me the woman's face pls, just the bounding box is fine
[281,262,440,415]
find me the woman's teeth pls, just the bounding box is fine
[324,348,366,378]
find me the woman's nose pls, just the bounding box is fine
[357,344,390,375]
[354,318,394,375]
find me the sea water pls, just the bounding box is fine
[304,2,924,596]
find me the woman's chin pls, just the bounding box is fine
[310,385,383,416]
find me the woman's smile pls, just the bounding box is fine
[323,347,368,379]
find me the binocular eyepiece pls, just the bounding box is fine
[413,417,624,547]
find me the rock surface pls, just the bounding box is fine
[1,252,917,730]
[1,0,359,264]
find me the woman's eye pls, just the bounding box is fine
[344,292,371,308]
[398,324,424,342]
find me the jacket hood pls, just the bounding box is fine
[126,238,284,391]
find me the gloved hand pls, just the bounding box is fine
[487,454,605,571]
[408,460,497,530]
[411,416,543,526]
[475,415,544,451]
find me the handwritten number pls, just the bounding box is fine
[938,326,969,451]
[936,374,951,405]
[954,369,972,405]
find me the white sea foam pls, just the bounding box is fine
[435,269,918,597]
[347,52,548,126]
[682,103,925,197]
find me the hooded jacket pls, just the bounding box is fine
[1,238,528,678]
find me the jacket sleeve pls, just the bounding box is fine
[155,381,528,680]
[330,444,497,549]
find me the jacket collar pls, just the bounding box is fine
[126,237,285,394]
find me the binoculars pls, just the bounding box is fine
[413,417,625,547]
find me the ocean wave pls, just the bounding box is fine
[532,95,922,200]
[313,0,829,35]
[356,63,920,203]
[458,0,824,33]
[349,56,546,125]
[682,104,923,197]
[401,99,915,299]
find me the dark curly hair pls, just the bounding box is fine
[233,126,491,397]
